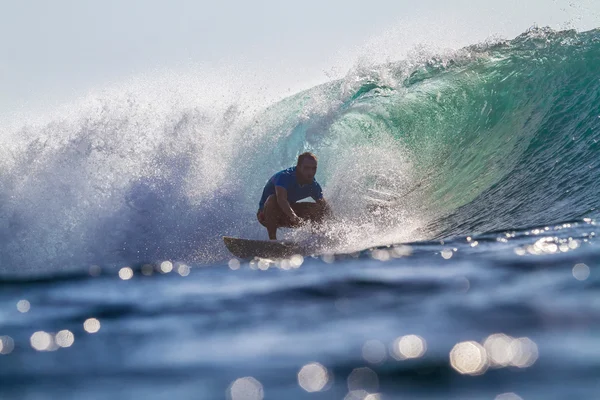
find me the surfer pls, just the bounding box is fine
[257,152,330,240]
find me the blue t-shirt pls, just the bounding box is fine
[258,166,323,210]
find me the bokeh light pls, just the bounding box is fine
[559,243,569,252]
[30,331,54,351]
[84,318,101,333]
[449,341,489,375]
[119,267,133,280]
[441,249,453,259]
[17,299,30,313]
[55,330,75,348]
[392,335,427,360]
[514,247,527,256]
[160,261,173,273]
[344,390,382,400]
[347,367,379,393]
[483,334,538,369]
[227,376,264,400]
[371,249,390,261]
[344,390,369,400]
[509,337,538,368]
[257,259,270,271]
[362,340,387,364]
[483,333,513,367]
[533,238,558,254]
[177,264,191,276]
[290,254,304,268]
[391,245,412,258]
[279,258,291,270]
[297,362,330,392]
[229,259,241,270]
[321,254,335,263]
[572,263,590,281]
[517,237,582,255]
[0,336,15,355]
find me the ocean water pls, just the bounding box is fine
[1,27,600,399]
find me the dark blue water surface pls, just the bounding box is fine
[1,219,599,400]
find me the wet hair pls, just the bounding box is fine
[297,152,318,167]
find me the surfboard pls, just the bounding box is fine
[223,236,305,259]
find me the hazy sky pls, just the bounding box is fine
[1,0,599,115]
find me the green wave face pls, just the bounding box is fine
[245,27,600,241]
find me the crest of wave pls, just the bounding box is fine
[0,69,275,274]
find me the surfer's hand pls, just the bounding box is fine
[290,214,303,226]
[257,211,266,224]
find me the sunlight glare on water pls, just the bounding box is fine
[0,336,15,355]
[119,267,133,280]
[257,259,270,271]
[321,254,335,263]
[228,259,241,270]
[392,334,427,360]
[441,249,453,259]
[290,254,304,268]
[16,299,30,313]
[278,258,292,270]
[30,331,55,352]
[55,330,75,348]
[344,390,382,400]
[227,377,264,400]
[509,337,538,368]
[297,362,330,392]
[160,261,173,273]
[516,237,582,256]
[347,367,379,393]
[453,335,538,374]
[177,263,191,276]
[572,263,590,281]
[362,340,388,364]
[84,318,101,333]
[449,341,489,375]
[483,334,514,367]
[370,249,391,261]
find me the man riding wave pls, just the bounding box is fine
[257,152,330,240]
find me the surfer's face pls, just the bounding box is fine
[298,158,317,183]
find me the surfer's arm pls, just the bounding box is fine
[312,182,330,219]
[275,186,301,223]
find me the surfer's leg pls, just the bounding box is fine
[262,195,293,240]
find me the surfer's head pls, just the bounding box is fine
[296,152,318,183]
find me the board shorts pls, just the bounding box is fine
[257,202,322,228]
